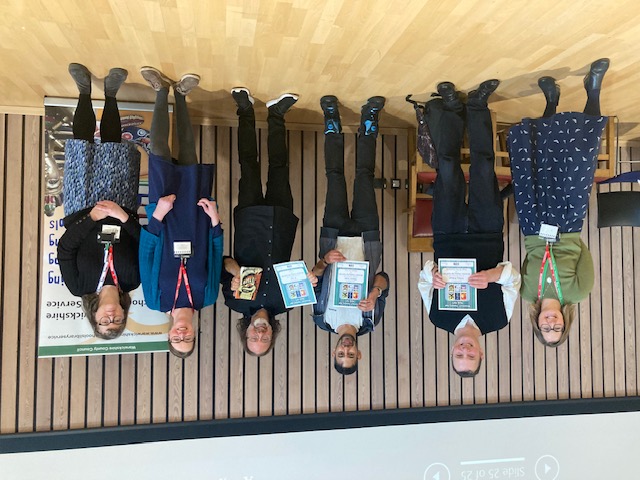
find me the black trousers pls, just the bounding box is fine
[237,109,293,210]
[323,132,379,235]
[150,89,197,166]
[429,99,503,234]
[73,94,121,143]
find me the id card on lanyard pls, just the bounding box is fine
[172,257,195,312]
[537,242,564,304]
[96,244,119,292]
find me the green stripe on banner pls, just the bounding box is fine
[38,342,169,357]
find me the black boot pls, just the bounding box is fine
[359,96,385,136]
[538,76,560,117]
[320,95,341,134]
[437,81,463,112]
[584,58,610,92]
[467,79,500,108]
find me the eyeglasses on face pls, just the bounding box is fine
[169,334,195,344]
[97,316,125,326]
[539,324,564,333]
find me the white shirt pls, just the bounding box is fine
[417,260,521,322]
[454,315,481,334]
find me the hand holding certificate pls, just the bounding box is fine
[332,261,369,308]
[437,258,478,311]
[274,261,317,308]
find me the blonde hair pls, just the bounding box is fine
[529,300,576,347]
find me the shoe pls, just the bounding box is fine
[538,76,560,106]
[584,58,610,92]
[104,68,128,98]
[174,73,200,96]
[140,66,172,92]
[436,81,463,111]
[68,63,92,95]
[467,79,500,107]
[267,93,299,117]
[320,95,341,134]
[360,96,385,136]
[231,87,255,111]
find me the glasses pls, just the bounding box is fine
[539,324,564,333]
[247,335,271,344]
[97,316,125,326]
[169,334,195,344]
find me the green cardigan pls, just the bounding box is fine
[521,233,594,304]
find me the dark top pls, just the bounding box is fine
[141,153,221,312]
[430,232,508,334]
[221,205,299,316]
[57,207,141,295]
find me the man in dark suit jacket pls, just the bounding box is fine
[417,80,521,377]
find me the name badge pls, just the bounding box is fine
[173,241,192,258]
[538,223,559,243]
[97,225,121,244]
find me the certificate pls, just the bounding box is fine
[332,261,369,308]
[437,258,477,311]
[274,261,317,308]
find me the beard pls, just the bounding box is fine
[336,333,357,348]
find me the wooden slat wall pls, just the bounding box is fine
[0,113,639,435]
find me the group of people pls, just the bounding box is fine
[57,63,389,374]
[418,58,609,376]
[57,58,610,377]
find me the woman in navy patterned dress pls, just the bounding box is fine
[57,63,141,340]
[508,59,609,347]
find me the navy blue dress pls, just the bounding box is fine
[508,112,607,235]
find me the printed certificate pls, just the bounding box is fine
[273,261,317,308]
[437,258,477,311]
[332,261,369,308]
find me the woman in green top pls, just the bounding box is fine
[508,59,609,346]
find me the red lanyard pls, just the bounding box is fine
[537,243,564,304]
[172,258,194,312]
[96,244,119,292]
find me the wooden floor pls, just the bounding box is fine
[0,112,639,435]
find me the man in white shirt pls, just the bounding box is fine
[416,80,521,377]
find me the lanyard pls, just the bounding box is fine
[96,244,119,292]
[172,258,194,312]
[537,242,564,305]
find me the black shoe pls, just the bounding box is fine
[584,58,610,92]
[104,67,128,98]
[68,63,92,95]
[360,96,385,136]
[267,93,298,117]
[538,76,560,106]
[320,95,341,134]
[467,79,500,108]
[231,87,255,111]
[436,81,463,111]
